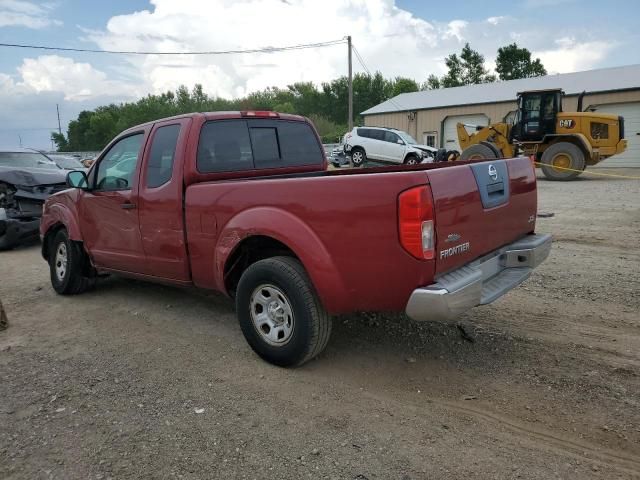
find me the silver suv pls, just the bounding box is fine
[345,127,435,166]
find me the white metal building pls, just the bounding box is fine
[362,64,640,167]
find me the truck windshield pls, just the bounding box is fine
[0,152,60,170]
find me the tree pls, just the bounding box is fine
[422,74,441,90]
[440,43,496,87]
[390,77,419,97]
[496,43,547,80]
[51,132,69,151]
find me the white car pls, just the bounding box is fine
[345,127,435,166]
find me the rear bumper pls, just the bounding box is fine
[0,208,41,249]
[405,233,552,322]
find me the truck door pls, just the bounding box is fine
[80,132,147,273]
[137,118,192,281]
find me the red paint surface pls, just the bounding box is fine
[41,112,538,314]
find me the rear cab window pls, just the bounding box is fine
[197,119,323,173]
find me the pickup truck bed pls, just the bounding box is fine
[40,111,551,366]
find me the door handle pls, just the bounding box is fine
[121,202,137,210]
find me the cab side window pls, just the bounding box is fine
[146,125,180,188]
[95,134,144,191]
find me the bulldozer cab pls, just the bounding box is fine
[511,89,563,142]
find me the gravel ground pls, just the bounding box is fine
[1,169,639,480]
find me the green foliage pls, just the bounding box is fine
[496,43,547,81]
[50,131,69,151]
[57,74,424,151]
[428,43,496,89]
[422,74,441,90]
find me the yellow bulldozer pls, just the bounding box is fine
[457,89,627,180]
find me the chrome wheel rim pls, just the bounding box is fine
[250,284,294,346]
[406,158,418,165]
[351,151,363,165]
[55,243,68,282]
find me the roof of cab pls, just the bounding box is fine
[121,111,309,134]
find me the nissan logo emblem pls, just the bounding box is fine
[488,164,498,181]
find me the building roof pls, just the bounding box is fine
[362,64,640,115]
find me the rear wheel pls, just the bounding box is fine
[350,147,366,167]
[48,229,95,295]
[236,256,332,367]
[460,143,499,161]
[540,142,585,181]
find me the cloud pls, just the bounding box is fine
[486,16,505,26]
[17,55,137,100]
[443,20,468,42]
[0,57,138,149]
[534,37,616,73]
[0,0,62,28]
[81,0,454,97]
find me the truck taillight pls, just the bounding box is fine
[398,186,435,260]
[241,111,279,118]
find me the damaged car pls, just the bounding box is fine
[0,149,68,250]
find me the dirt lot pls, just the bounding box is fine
[1,169,639,480]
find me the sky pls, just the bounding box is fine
[1,0,639,149]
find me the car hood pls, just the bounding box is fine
[0,165,67,187]
[411,144,438,153]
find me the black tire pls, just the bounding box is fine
[460,143,499,161]
[540,142,585,181]
[404,154,420,165]
[0,236,15,251]
[350,147,366,167]
[236,256,332,367]
[49,229,95,295]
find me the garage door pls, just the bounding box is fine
[594,102,640,167]
[442,114,489,152]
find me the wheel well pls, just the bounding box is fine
[404,152,419,161]
[41,222,65,260]
[223,235,299,297]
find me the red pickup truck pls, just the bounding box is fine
[40,111,551,366]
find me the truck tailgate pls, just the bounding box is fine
[427,157,538,275]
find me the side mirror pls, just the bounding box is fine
[397,139,405,145]
[67,170,89,189]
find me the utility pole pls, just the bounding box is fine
[56,104,62,135]
[347,35,353,131]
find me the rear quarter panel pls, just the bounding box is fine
[185,171,437,313]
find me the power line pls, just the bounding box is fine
[0,39,346,56]
[351,45,371,76]
[352,43,405,112]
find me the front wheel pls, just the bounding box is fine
[350,148,366,167]
[404,154,420,165]
[236,256,332,367]
[540,142,585,181]
[460,143,498,161]
[48,229,95,295]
